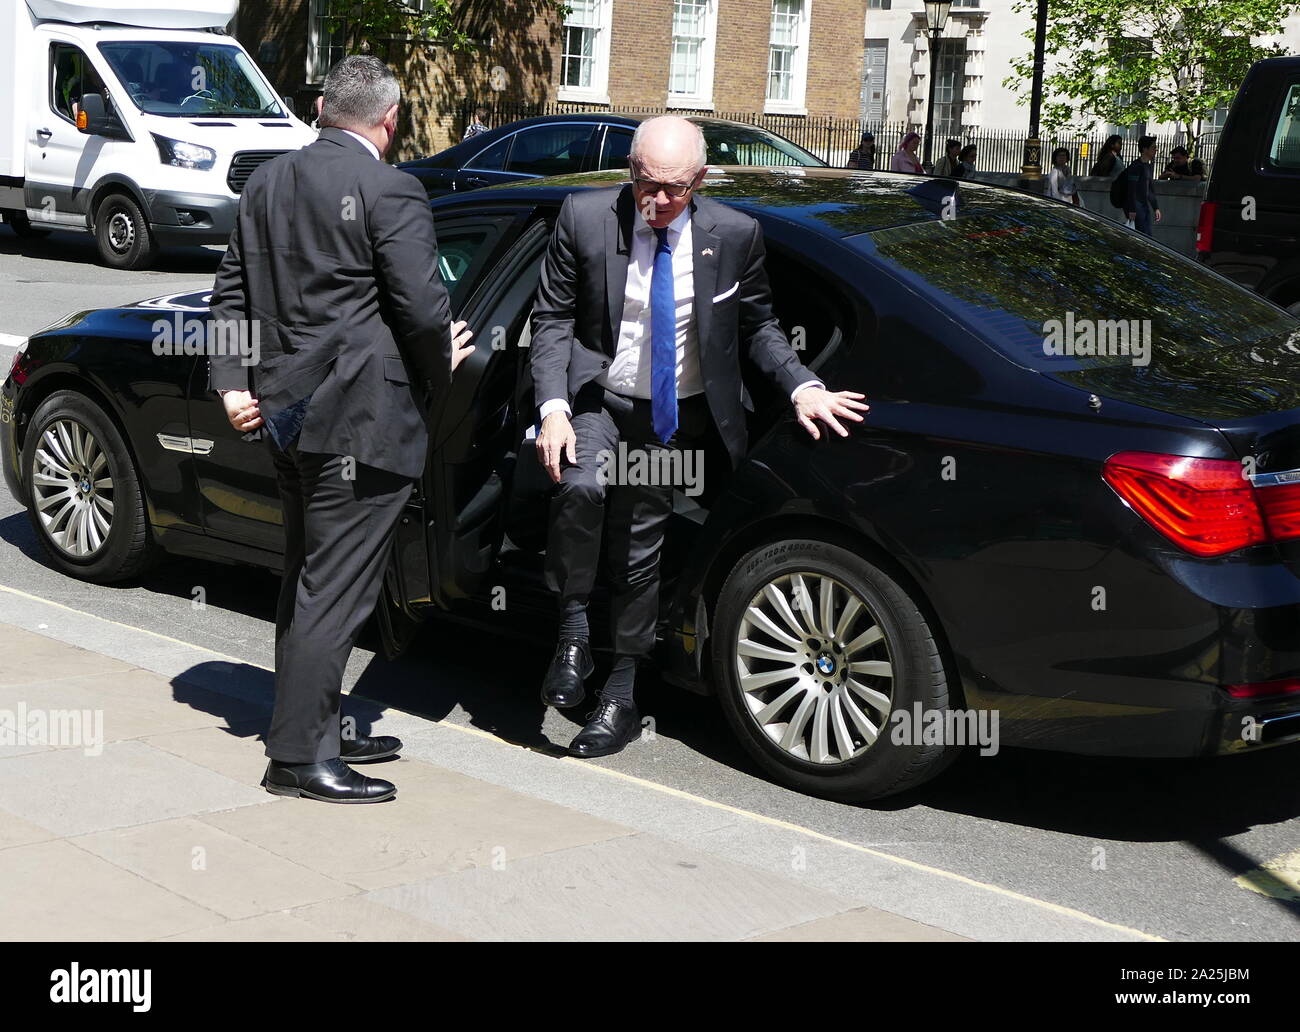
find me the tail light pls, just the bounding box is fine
[1102,451,1300,557]
[1224,678,1300,700]
[1196,201,1217,253]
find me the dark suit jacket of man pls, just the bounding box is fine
[209,127,453,479]
[529,184,815,470]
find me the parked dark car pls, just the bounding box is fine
[6,168,1300,802]
[1197,55,1300,314]
[396,113,826,198]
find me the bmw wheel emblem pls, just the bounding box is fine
[815,653,836,676]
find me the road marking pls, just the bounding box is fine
[0,333,27,351]
[1234,848,1300,902]
[0,581,1164,941]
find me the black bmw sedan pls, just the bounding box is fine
[395,113,826,198]
[5,167,1300,802]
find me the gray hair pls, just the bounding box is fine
[319,55,400,130]
[630,116,707,173]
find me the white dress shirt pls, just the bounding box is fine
[539,205,821,420]
[340,128,380,161]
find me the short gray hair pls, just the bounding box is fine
[630,116,707,172]
[319,55,400,130]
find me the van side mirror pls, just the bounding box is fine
[76,93,128,139]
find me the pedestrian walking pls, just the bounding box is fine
[891,131,924,174]
[1047,147,1081,206]
[1123,135,1162,235]
[847,131,876,170]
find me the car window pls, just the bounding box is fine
[599,128,633,170]
[432,214,516,312]
[700,124,825,167]
[846,192,1300,414]
[506,124,595,177]
[1267,82,1300,171]
[467,134,510,172]
[50,43,109,123]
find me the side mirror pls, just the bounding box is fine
[76,93,129,140]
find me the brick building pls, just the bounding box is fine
[232,1,869,159]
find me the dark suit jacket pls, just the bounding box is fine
[209,127,453,479]
[529,184,815,469]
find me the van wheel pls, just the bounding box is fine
[4,211,52,238]
[711,539,958,801]
[20,391,155,582]
[94,193,157,270]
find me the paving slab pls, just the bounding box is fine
[0,839,220,940]
[0,739,271,837]
[72,816,357,921]
[200,758,636,891]
[369,832,857,941]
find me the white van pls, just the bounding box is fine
[0,0,316,268]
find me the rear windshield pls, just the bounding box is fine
[846,188,1300,410]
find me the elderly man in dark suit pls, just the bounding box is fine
[531,114,868,758]
[209,56,473,803]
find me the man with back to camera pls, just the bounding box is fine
[209,56,474,803]
[530,115,870,759]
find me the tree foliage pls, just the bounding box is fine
[324,0,569,59]
[1005,0,1299,147]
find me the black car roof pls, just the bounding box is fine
[430,166,1078,240]
[399,113,809,168]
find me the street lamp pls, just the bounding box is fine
[1020,0,1049,184]
[922,1,953,171]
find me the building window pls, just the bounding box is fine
[932,38,966,138]
[307,0,346,85]
[668,0,717,108]
[866,0,890,8]
[952,0,980,7]
[766,0,811,114]
[559,0,612,103]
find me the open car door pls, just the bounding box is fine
[374,209,547,657]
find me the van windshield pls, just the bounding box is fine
[98,41,283,117]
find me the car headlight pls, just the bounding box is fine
[152,134,217,171]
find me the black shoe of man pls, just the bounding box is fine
[568,697,641,759]
[260,757,396,803]
[340,733,402,763]
[541,638,594,708]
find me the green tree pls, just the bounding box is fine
[324,0,568,60]
[1005,0,1299,151]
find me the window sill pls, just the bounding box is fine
[557,87,610,105]
[764,104,808,117]
[666,95,713,111]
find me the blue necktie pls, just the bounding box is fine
[650,226,678,444]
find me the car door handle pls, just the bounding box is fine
[461,175,488,187]
[36,127,52,139]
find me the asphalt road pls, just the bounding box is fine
[4,224,1300,943]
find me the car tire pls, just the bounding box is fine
[21,391,155,583]
[4,210,52,238]
[711,538,958,801]
[93,192,158,270]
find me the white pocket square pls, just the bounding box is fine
[712,281,739,304]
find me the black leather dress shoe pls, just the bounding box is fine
[340,733,402,763]
[568,697,641,758]
[261,758,396,803]
[541,638,594,708]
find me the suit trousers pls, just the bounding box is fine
[266,437,414,763]
[545,384,711,657]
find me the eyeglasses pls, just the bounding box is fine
[632,176,694,198]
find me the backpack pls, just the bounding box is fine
[1109,169,1128,210]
